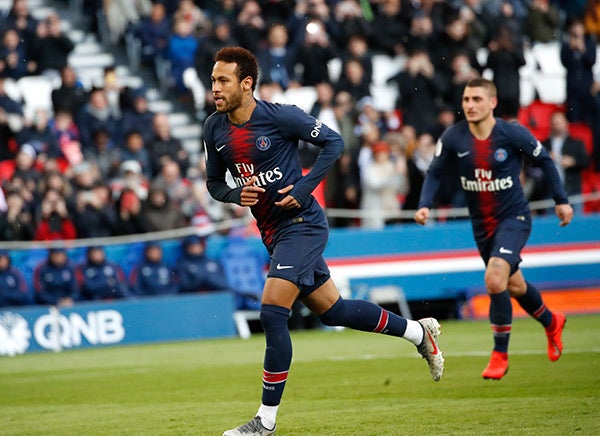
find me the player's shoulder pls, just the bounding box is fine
[440,120,469,143]
[256,99,306,120]
[494,118,535,140]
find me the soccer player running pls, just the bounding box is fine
[414,78,573,380]
[204,46,444,436]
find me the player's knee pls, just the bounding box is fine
[485,273,507,294]
[260,304,291,330]
[319,297,345,327]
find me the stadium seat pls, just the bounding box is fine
[183,67,206,112]
[367,285,412,319]
[16,75,55,118]
[283,86,318,113]
[517,99,564,141]
[371,54,405,85]
[370,83,399,112]
[568,122,594,160]
[532,41,565,75]
[327,57,342,83]
[533,70,566,104]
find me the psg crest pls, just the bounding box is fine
[256,136,271,151]
[494,148,508,162]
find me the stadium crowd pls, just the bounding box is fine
[0,0,598,244]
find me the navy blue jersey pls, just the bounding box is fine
[0,266,30,307]
[419,119,569,238]
[203,100,343,247]
[33,261,80,305]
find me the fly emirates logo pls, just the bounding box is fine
[461,168,513,192]
[233,162,283,187]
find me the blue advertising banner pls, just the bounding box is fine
[0,292,238,356]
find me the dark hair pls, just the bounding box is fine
[214,46,258,91]
[465,78,497,97]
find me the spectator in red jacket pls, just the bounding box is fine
[34,188,77,241]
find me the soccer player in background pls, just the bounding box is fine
[414,78,573,380]
[204,46,444,436]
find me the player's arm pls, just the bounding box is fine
[414,138,450,225]
[278,105,344,206]
[519,129,573,225]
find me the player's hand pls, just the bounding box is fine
[414,207,430,225]
[240,176,264,207]
[555,203,573,227]
[275,184,300,209]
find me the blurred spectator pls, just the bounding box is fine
[542,111,590,213]
[173,0,209,32]
[0,186,36,240]
[457,0,490,48]
[5,143,41,187]
[406,10,436,54]
[483,0,527,39]
[0,27,35,79]
[368,0,410,56]
[133,2,170,67]
[0,76,25,160]
[119,87,154,144]
[154,158,189,200]
[72,164,118,238]
[234,0,266,54]
[359,140,407,229]
[51,65,87,116]
[83,127,118,179]
[0,249,30,306]
[340,32,373,86]
[77,246,129,301]
[485,24,525,120]
[443,52,480,117]
[194,16,238,91]
[428,105,457,141]
[561,18,597,125]
[34,188,77,241]
[404,131,436,212]
[176,234,230,293]
[432,12,481,78]
[167,17,200,95]
[335,57,371,103]
[29,13,74,76]
[526,0,561,43]
[103,0,152,45]
[141,182,187,232]
[37,169,73,206]
[33,247,79,306]
[129,241,177,295]
[294,18,337,86]
[101,66,124,118]
[77,87,121,151]
[111,160,148,235]
[49,109,82,169]
[113,130,152,178]
[333,0,371,43]
[388,49,445,135]
[17,108,60,162]
[146,112,189,177]
[5,0,38,53]
[256,23,298,91]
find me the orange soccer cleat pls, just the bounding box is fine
[546,312,566,362]
[482,350,509,380]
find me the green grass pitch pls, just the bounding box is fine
[1,314,598,435]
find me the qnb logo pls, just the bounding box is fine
[34,310,125,351]
[0,312,31,356]
[310,119,323,138]
[233,162,283,188]
[461,168,513,192]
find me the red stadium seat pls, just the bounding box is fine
[517,100,564,141]
[568,122,594,161]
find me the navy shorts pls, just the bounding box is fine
[475,216,531,275]
[267,215,331,299]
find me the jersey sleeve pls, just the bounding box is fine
[276,104,344,205]
[203,114,243,205]
[516,125,569,205]
[418,135,452,209]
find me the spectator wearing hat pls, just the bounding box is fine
[77,87,121,152]
[0,143,41,186]
[140,182,187,232]
[33,247,80,306]
[77,246,130,301]
[176,234,230,294]
[0,249,31,307]
[129,242,177,296]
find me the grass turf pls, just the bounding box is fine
[0,314,598,435]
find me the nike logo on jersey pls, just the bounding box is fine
[457,151,470,158]
[276,264,294,270]
[216,144,227,152]
[499,247,513,254]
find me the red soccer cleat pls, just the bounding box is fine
[546,312,566,362]
[482,351,509,380]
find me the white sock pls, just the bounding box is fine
[257,404,278,430]
[403,319,424,346]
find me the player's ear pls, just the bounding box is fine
[241,76,253,92]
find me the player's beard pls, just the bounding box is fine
[216,88,243,114]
